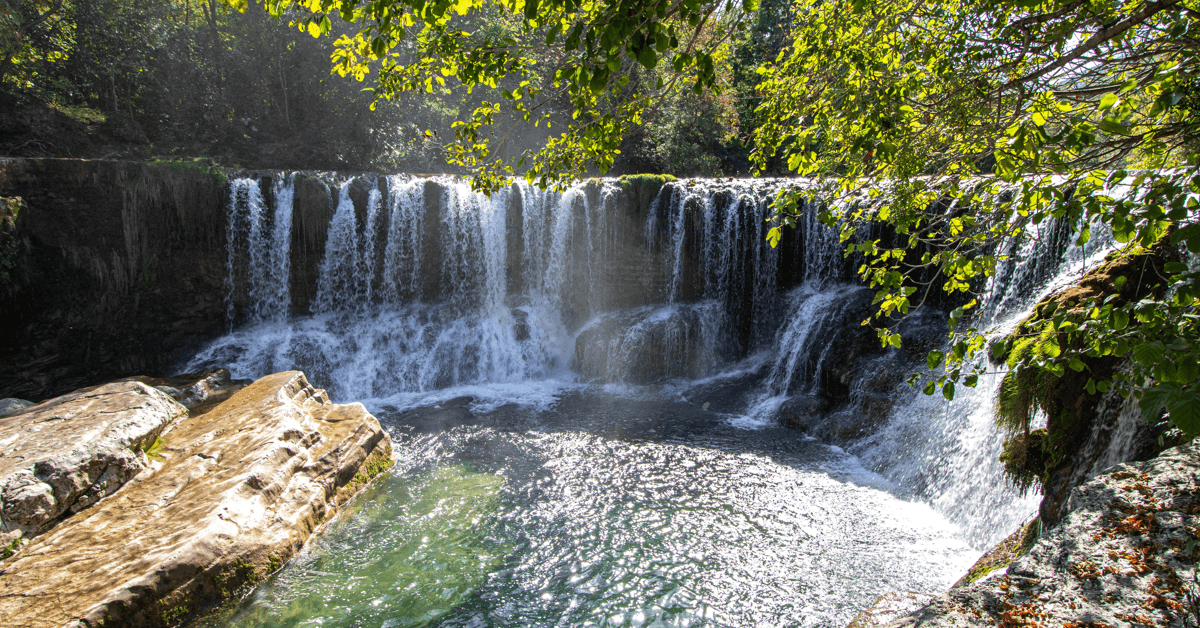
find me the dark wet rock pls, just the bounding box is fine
[512,308,531,342]
[778,395,828,432]
[390,396,480,433]
[880,439,1200,628]
[0,158,228,401]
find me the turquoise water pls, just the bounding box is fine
[208,464,507,628]
[200,412,978,628]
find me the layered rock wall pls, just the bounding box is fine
[0,158,229,401]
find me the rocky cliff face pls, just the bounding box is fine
[0,370,392,628]
[0,158,229,401]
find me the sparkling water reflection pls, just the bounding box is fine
[200,399,977,628]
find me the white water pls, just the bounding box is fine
[224,176,294,325]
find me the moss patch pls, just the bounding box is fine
[616,174,677,219]
[159,591,193,626]
[0,196,24,289]
[954,518,1040,587]
[337,446,394,504]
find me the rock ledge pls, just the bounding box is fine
[880,439,1200,628]
[0,371,392,628]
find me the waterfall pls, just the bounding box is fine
[199,173,1128,550]
[381,176,425,302]
[313,179,380,313]
[854,206,1119,547]
[224,176,293,325]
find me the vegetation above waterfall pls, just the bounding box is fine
[747,0,1200,439]
[747,0,1193,444]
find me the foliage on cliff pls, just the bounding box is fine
[992,243,1180,492]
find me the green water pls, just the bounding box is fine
[209,464,507,628]
[198,422,979,628]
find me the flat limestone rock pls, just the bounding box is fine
[879,439,1200,628]
[0,371,392,628]
[0,381,188,544]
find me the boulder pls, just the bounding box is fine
[0,370,392,628]
[574,305,714,384]
[124,368,238,409]
[877,439,1200,628]
[0,398,34,417]
[0,381,187,545]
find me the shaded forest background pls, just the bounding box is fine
[0,0,791,175]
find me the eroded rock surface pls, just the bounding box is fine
[882,440,1200,628]
[0,381,187,545]
[124,368,240,409]
[0,371,392,628]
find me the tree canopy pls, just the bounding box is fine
[224,0,762,190]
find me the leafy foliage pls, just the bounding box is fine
[228,0,763,191]
[749,0,1200,436]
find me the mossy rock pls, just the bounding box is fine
[953,518,1040,587]
[989,238,1180,494]
[615,174,678,218]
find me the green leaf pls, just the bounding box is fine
[637,45,657,70]
[942,381,955,400]
[1172,224,1200,254]
[924,380,936,395]
[1133,341,1165,367]
[1098,118,1130,136]
[927,350,945,370]
[1139,385,1176,422]
[1167,387,1200,436]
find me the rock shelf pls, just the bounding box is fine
[0,370,392,628]
[878,440,1200,628]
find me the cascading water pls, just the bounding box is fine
[224,176,294,325]
[853,195,1120,545]
[187,175,1115,628]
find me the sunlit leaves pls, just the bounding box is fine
[229,0,751,193]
